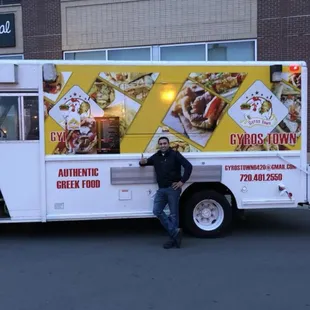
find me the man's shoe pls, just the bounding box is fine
[173,228,182,248]
[163,239,175,249]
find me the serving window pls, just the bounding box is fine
[0,94,39,141]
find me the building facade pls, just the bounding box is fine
[1,0,308,63]
[0,0,23,59]
[0,0,259,61]
[61,0,257,62]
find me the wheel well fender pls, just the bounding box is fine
[180,182,237,212]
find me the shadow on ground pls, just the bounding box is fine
[1,208,310,239]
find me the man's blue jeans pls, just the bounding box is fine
[153,187,181,238]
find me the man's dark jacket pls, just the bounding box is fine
[139,148,193,188]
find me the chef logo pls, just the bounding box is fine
[240,95,276,127]
[228,80,289,137]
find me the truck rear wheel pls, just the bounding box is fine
[182,190,232,238]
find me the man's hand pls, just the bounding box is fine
[139,153,148,165]
[172,181,184,190]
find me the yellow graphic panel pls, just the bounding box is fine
[42,64,302,155]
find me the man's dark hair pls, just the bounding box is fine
[158,136,170,144]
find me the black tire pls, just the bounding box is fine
[181,190,232,238]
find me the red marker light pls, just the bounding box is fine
[289,64,300,73]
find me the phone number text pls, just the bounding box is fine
[240,173,283,182]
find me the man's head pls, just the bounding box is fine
[158,136,170,153]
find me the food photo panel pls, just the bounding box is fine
[102,95,141,140]
[189,72,247,102]
[88,78,120,110]
[44,98,55,120]
[281,72,301,91]
[271,81,301,139]
[162,80,228,147]
[144,126,201,153]
[99,72,159,103]
[43,72,72,102]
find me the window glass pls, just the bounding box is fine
[0,96,19,140]
[62,41,256,62]
[0,0,20,5]
[64,51,106,60]
[24,96,39,140]
[208,41,255,61]
[160,44,206,61]
[0,54,23,60]
[108,48,151,61]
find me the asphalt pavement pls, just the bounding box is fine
[1,209,310,310]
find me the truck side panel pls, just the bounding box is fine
[0,142,41,220]
[44,153,304,221]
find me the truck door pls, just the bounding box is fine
[0,93,41,221]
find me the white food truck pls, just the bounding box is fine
[0,60,308,237]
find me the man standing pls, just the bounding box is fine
[139,137,193,249]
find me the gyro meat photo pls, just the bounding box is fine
[162,80,227,147]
